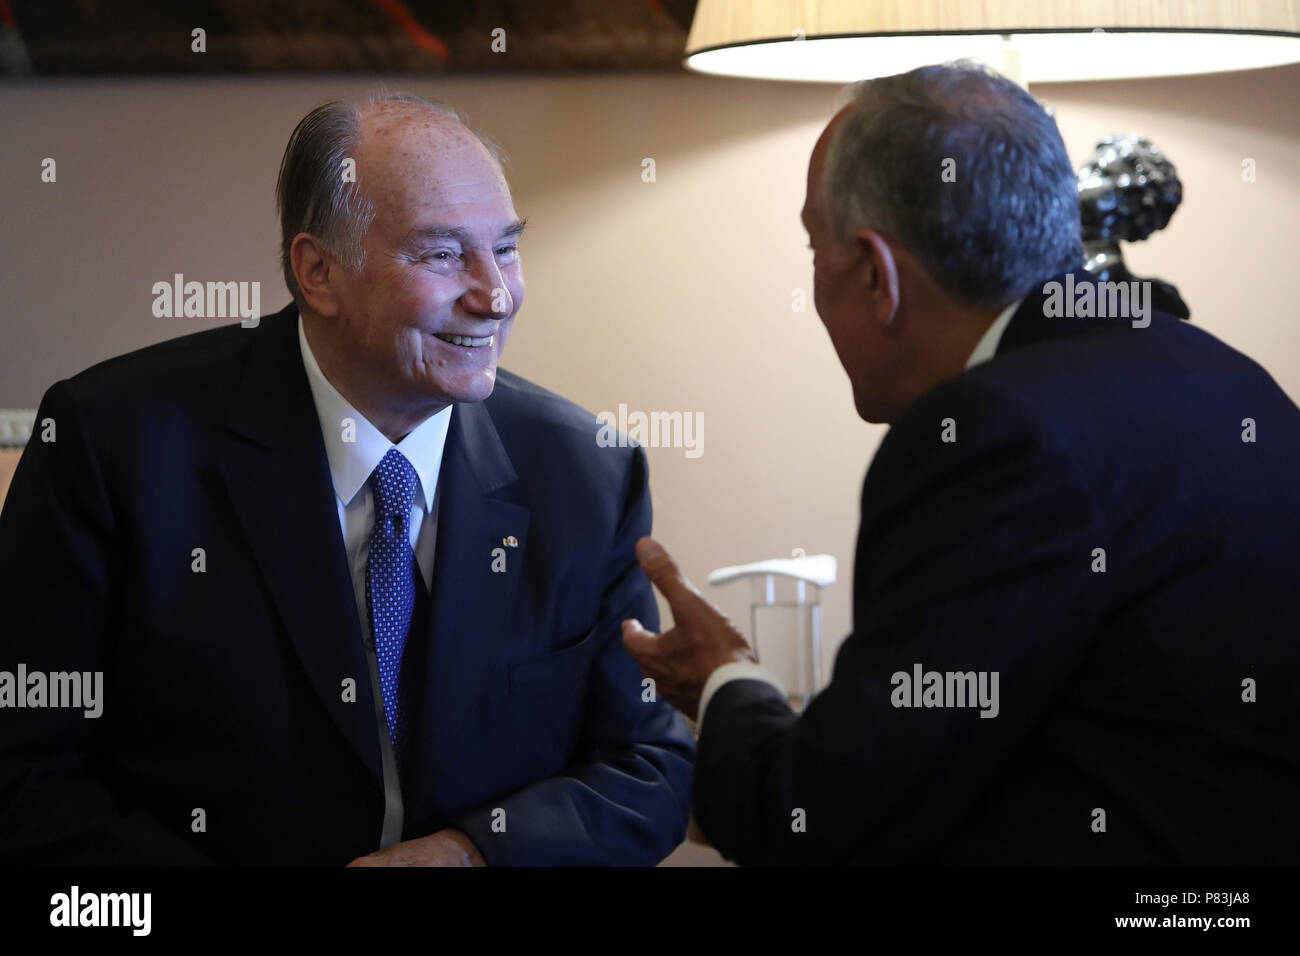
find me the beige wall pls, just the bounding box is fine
[2,65,1298,865]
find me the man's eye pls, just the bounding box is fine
[425,251,455,261]
[496,245,519,259]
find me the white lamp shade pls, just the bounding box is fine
[685,0,1300,82]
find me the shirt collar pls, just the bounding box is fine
[965,297,1023,371]
[298,314,451,512]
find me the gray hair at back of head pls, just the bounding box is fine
[820,60,1083,311]
[275,88,506,305]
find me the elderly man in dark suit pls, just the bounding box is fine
[0,93,693,865]
[623,62,1300,865]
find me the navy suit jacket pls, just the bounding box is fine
[695,272,1300,864]
[0,302,694,865]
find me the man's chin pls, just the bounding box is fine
[854,390,893,425]
[433,369,498,406]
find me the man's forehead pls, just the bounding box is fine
[802,110,851,230]
[807,107,854,193]
[376,181,516,236]
[360,122,505,198]
[359,99,457,129]
[813,108,852,165]
[360,110,480,161]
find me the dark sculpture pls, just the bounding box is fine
[1077,134,1190,320]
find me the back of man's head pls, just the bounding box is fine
[822,60,1083,312]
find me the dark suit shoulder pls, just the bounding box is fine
[977,314,1277,408]
[486,368,635,470]
[47,312,298,476]
[64,321,258,413]
[488,368,604,433]
[480,369,648,535]
[890,313,1291,470]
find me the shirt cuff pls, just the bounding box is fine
[698,661,787,732]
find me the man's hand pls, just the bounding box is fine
[347,828,486,867]
[621,537,757,721]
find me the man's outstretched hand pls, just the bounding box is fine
[347,829,485,867]
[621,537,757,721]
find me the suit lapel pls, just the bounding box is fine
[408,399,529,795]
[216,305,382,786]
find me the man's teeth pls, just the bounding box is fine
[434,333,493,347]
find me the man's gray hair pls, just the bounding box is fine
[821,60,1083,311]
[275,89,505,305]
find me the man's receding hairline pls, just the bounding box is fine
[355,100,504,171]
[352,101,507,205]
[359,98,460,124]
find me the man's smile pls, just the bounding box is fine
[432,332,494,348]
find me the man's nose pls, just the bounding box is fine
[462,254,513,319]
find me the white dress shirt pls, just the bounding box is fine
[963,297,1022,371]
[298,317,451,626]
[298,316,452,847]
[697,297,1024,730]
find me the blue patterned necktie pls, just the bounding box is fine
[365,448,422,770]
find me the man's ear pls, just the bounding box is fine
[854,229,901,329]
[290,233,342,318]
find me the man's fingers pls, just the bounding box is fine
[620,617,658,659]
[635,537,700,608]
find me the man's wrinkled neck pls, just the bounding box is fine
[301,312,449,444]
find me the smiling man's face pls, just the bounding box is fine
[327,103,525,428]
